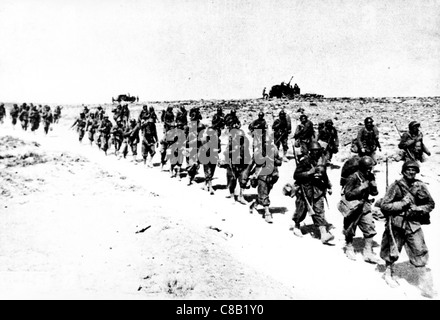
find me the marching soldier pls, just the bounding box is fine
[41,105,53,135]
[53,105,62,123]
[341,156,382,263]
[317,119,339,164]
[111,120,125,156]
[398,121,431,163]
[121,119,140,161]
[160,106,175,170]
[98,115,113,154]
[19,104,30,131]
[356,117,381,163]
[248,111,268,153]
[224,107,241,131]
[293,114,315,156]
[10,104,20,128]
[0,103,5,124]
[138,105,150,122]
[292,141,334,244]
[71,112,87,143]
[29,105,41,132]
[272,109,291,161]
[379,161,436,298]
[85,113,99,145]
[248,135,283,224]
[140,118,159,167]
[211,106,225,150]
[199,126,219,195]
[223,128,251,204]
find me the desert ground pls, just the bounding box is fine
[1,96,439,300]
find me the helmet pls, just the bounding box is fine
[300,114,307,120]
[130,118,136,124]
[408,121,420,130]
[402,160,420,173]
[364,117,374,125]
[258,111,264,118]
[359,156,375,170]
[279,110,286,117]
[325,119,333,126]
[309,141,322,150]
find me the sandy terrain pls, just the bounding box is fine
[1,96,439,300]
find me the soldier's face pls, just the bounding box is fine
[403,168,418,181]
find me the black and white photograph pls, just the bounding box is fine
[1,0,439,302]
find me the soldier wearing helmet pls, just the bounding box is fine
[120,118,140,162]
[398,121,431,162]
[342,155,382,264]
[0,103,6,124]
[111,120,126,156]
[10,104,20,127]
[292,141,335,244]
[71,112,87,143]
[224,107,241,131]
[85,112,99,146]
[293,114,315,156]
[272,109,292,161]
[248,111,268,154]
[211,106,225,148]
[356,117,381,163]
[41,105,53,135]
[98,114,113,154]
[379,161,435,297]
[317,119,339,164]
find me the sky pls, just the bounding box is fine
[0,0,439,104]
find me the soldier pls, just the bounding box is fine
[0,103,5,124]
[175,105,188,133]
[248,136,283,224]
[272,109,292,161]
[189,106,202,123]
[160,106,175,170]
[262,87,268,100]
[293,114,315,156]
[98,115,113,154]
[340,155,361,187]
[356,117,381,163]
[379,161,436,298]
[292,141,334,244]
[10,104,20,128]
[223,128,251,204]
[53,105,62,123]
[71,112,87,143]
[186,117,206,184]
[111,120,125,156]
[248,111,268,152]
[199,126,219,195]
[19,105,30,131]
[82,105,90,117]
[121,104,130,124]
[211,106,225,149]
[29,105,41,132]
[138,105,150,122]
[149,106,159,123]
[94,106,105,121]
[398,121,431,163]
[121,119,140,161]
[112,104,123,123]
[41,105,53,135]
[140,118,158,167]
[85,112,99,145]
[341,156,382,264]
[317,119,339,164]
[224,107,241,131]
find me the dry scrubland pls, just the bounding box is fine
[1,96,440,299]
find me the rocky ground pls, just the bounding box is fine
[0,96,439,300]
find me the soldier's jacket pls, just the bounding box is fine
[99,120,113,134]
[248,118,268,133]
[29,109,41,123]
[86,118,99,132]
[111,125,125,142]
[42,111,53,124]
[340,155,361,186]
[381,178,435,232]
[138,109,149,122]
[294,155,331,200]
[357,126,380,152]
[317,126,339,149]
[175,109,188,130]
[398,131,429,157]
[224,131,251,166]
[141,121,158,145]
[75,118,87,130]
[344,171,378,202]
[163,110,175,132]
[250,145,282,184]
[123,125,140,144]
[224,113,241,130]
[211,113,225,132]
[0,105,5,116]
[294,120,315,142]
[272,118,291,137]
[19,110,29,121]
[10,106,20,118]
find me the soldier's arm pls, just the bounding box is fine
[380,182,409,213]
[412,183,435,213]
[398,133,414,149]
[344,175,366,201]
[293,160,313,181]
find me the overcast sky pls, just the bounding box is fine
[1,0,439,104]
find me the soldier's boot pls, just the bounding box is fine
[132,154,137,162]
[383,264,399,288]
[345,242,357,261]
[236,190,247,205]
[208,181,215,195]
[362,237,382,264]
[293,225,303,237]
[264,207,273,224]
[282,150,288,162]
[225,192,234,199]
[419,267,437,299]
[249,201,257,214]
[319,226,335,245]
[147,157,153,168]
[176,168,182,181]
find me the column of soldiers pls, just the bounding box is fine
[67,104,437,298]
[0,102,59,134]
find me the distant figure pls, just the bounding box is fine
[248,111,268,154]
[71,112,87,143]
[272,109,291,161]
[211,106,225,150]
[85,113,99,145]
[0,103,6,124]
[53,106,63,123]
[29,105,41,132]
[293,114,315,156]
[41,105,54,135]
[10,104,20,127]
[398,121,431,163]
[356,117,381,164]
[317,119,339,164]
[98,115,113,154]
[140,118,158,167]
[224,107,241,131]
[19,105,30,131]
[262,87,268,100]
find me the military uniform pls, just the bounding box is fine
[140,119,158,166]
[293,115,315,155]
[19,107,30,131]
[98,118,113,153]
[121,120,140,160]
[317,120,339,163]
[398,121,430,162]
[272,111,291,158]
[356,118,381,163]
[0,104,5,124]
[10,104,20,126]
[41,107,53,134]
[29,107,41,132]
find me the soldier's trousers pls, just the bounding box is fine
[293,195,327,227]
[203,163,216,182]
[255,175,277,207]
[21,120,28,131]
[100,134,110,151]
[380,222,428,267]
[142,141,155,158]
[226,165,247,194]
[78,128,85,142]
[30,121,39,132]
[44,123,50,134]
[88,130,95,143]
[343,204,377,242]
[275,136,289,153]
[122,140,139,157]
[12,117,18,126]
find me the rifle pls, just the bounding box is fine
[394,123,415,161]
[292,145,315,216]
